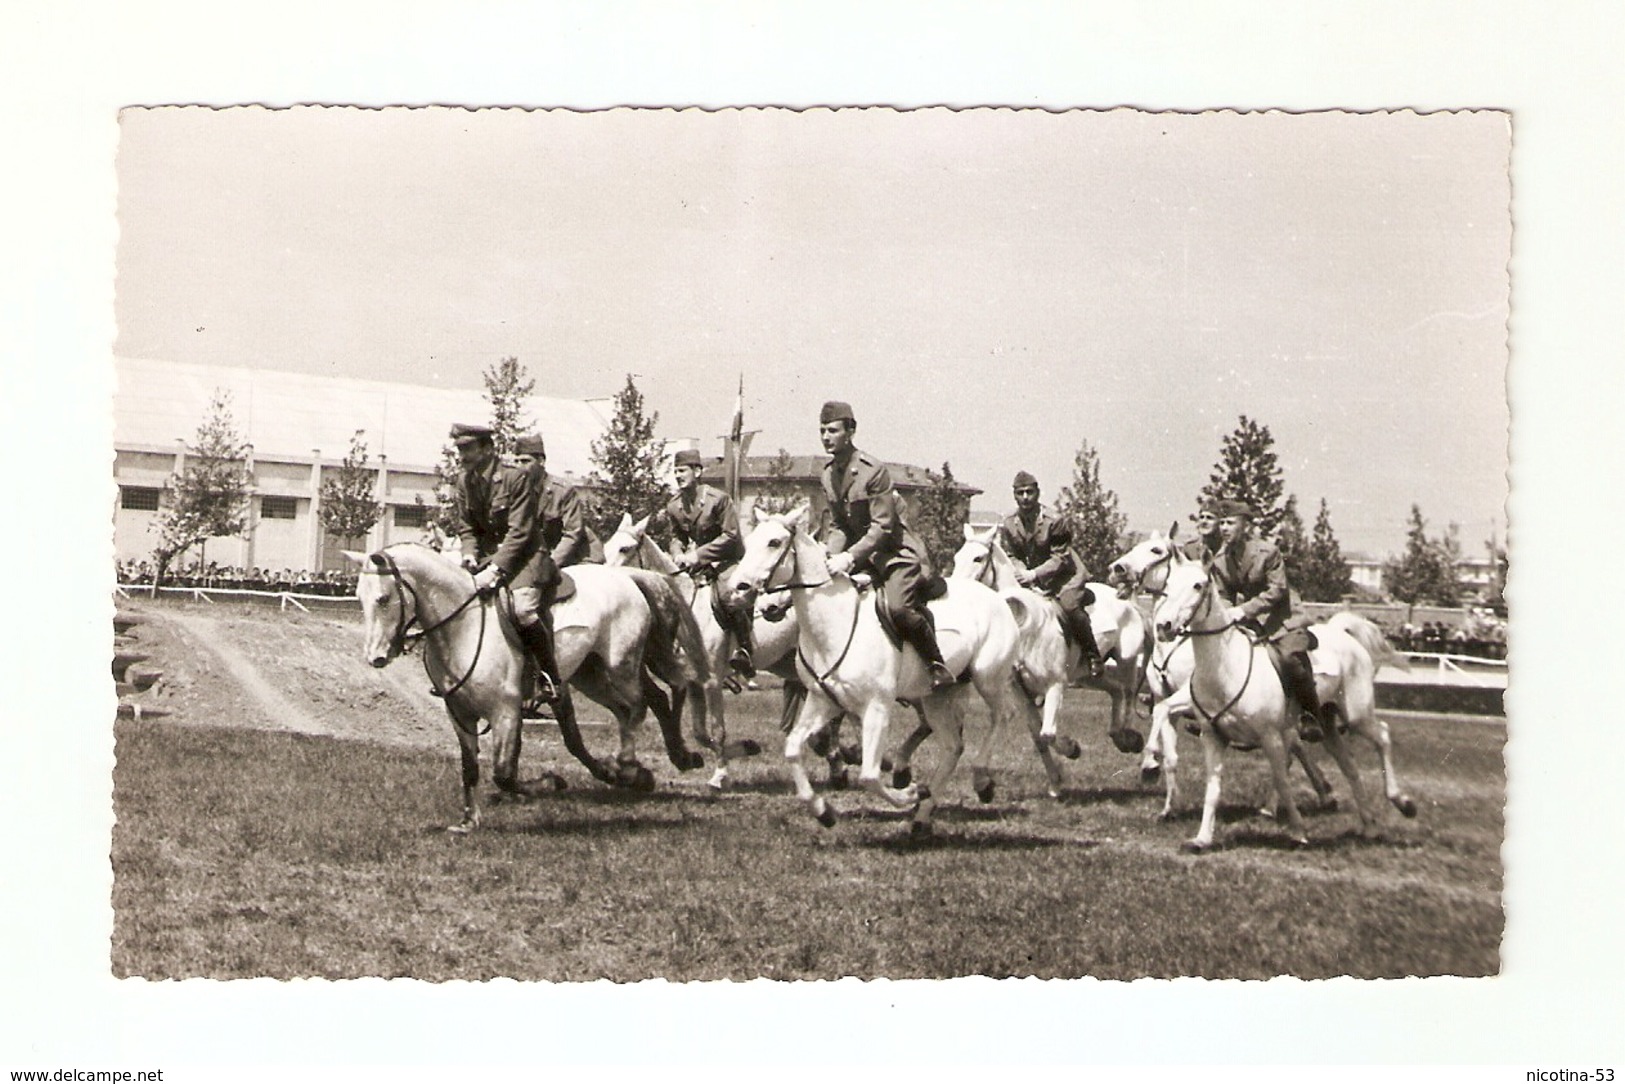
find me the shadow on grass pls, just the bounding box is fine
[1056,784,1164,807]
[863,832,1098,855]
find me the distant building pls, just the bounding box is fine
[698,453,982,526]
[113,356,613,573]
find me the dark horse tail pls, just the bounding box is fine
[624,568,711,768]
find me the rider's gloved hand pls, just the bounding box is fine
[1223,605,1247,625]
[460,552,480,572]
[827,552,854,576]
[472,565,503,594]
[1014,567,1035,587]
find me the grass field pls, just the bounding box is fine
[112,664,1504,981]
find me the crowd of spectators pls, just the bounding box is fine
[116,560,360,597]
[1387,617,1507,661]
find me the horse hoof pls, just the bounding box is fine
[815,804,837,829]
[1181,839,1211,854]
[680,751,706,772]
[840,743,862,766]
[1320,796,1339,813]
[1109,728,1145,755]
[879,754,894,773]
[1047,786,1062,801]
[1053,735,1082,760]
[707,769,729,792]
[909,820,933,841]
[974,777,995,804]
[1140,766,1162,785]
[1398,797,1418,819]
[447,822,474,836]
[828,769,850,791]
[726,739,763,758]
[891,767,913,789]
[633,766,656,792]
[1290,835,1310,849]
[914,784,931,803]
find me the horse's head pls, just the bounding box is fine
[1151,551,1217,644]
[1109,526,1177,596]
[735,502,817,594]
[951,524,1000,587]
[603,513,650,569]
[352,550,414,667]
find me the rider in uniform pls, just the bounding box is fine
[1182,500,1223,560]
[1208,498,1324,743]
[817,400,955,688]
[663,447,756,677]
[451,424,564,714]
[999,470,1104,679]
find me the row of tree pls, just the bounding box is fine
[145,361,1495,609]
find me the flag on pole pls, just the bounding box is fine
[724,375,744,500]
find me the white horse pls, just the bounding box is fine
[731,505,1025,837]
[1152,549,1418,851]
[1109,529,1411,822]
[352,543,709,831]
[951,526,1152,783]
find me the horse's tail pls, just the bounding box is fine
[624,568,711,687]
[1326,610,1410,671]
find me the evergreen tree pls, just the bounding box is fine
[1275,493,1307,585]
[587,374,669,536]
[752,448,802,516]
[1382,504,1462,606]
[482,355,535,457]
[1052,440,1129,580]
[913,462,972,573]
[318,431,385,549]
[1299,498,1355,602]
[1199,415,1287,539]
[152,390,253,590]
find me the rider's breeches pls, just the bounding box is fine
[710,564,754,654]
[1055,582,1102,660]
[511,581,563,684]
[879,558,947,667]
[1280,649,1321,716]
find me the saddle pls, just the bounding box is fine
[872,572,949,651]
[554,571,577,604]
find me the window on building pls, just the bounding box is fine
[120,486,162,511]
[393,504,429,529]
[261,495,299,520]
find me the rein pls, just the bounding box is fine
[758,528,861,713]
[1179,578,1257,732]
[377,549,492,718]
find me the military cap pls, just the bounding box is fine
[819,400,856,425]
[1197,497,1224,515]
[1216,499,1257,519]
[514,432,547,457]
[450,422,493,445]
[673,448,703,468]
[1012,470,1039,490]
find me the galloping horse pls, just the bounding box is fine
[1152,549,1418,851]
[1109,529,1411,822]
[352,543,708,831]
[951,526,1152,794]
[731,506,1025,836]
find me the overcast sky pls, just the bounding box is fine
[115,106,1509,557]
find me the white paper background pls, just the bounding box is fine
[2,1,1620,1073]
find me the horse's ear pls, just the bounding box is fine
[618,512,634,531]
[632,514,650,534]
[342,550,367,567]
[787,502,811,531]
[963,524,978,541]
[367,552,389,571]
[1168,520,1180,540]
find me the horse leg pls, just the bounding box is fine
[554,658,621,786]
[642,670,704,773]
[1314,701,1378,835]
[1037,683,1082,760]
[447,703,483,835]
[1105,669,1146,756]
[1185,729,1225,852]
[890,703,933,789]
[1346,686,1419,819]
[1260,728,1310,847]
[1015,681,1064,800]
[856,698,919,810]
[910,697,965,839]
[1147,699,1181,819]
[785,691,843,827]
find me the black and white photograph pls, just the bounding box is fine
[108,104,1510,983]
[6,2,1625,1076]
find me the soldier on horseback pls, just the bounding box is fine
[998,470,1104,680]
[816,400,955,689]
[1208,498,1325,743]
[663,447,756,678]
[451,423,568,717]
[1182,499,1223,560]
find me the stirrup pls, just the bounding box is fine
[1297,710,1324,744]
[729,648,755,678]
[928,661,956,688]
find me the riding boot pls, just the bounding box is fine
[897,605,955,688]
[1284,649,1323,743]
[725,599,756,678]
[517,620,562,717]
[1064,603,1105,680]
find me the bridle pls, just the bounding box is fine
[1162,570,1256,731]
[371,547,491,709]
[751,524,864,714]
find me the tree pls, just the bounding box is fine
[1275,493,1307,585]
[1052,440,1129,580]
[1382,504,1462,606]
[1199,415,1287,539]
[913,462,972,573]
[752,447,802,516]
[318,431,385,549]
[1483,533,1508,613]
[151,390,252,590]
[482,355,535,458]
[1298,498,1355,602]
[587,374,669,536]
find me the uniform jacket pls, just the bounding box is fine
[1210,537,1296,639]
[456,460,545,581]
[664,484,744,570]
[1181,533,1220,561]
[820,449,928,575]
[536,475,591,568]
[998,510,1078,594]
